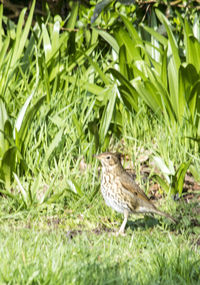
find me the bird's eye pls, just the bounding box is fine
[106,156,110,160]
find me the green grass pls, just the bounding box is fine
[0,4,200,284]
[0,220,199,284]
[0,193,199,285]
[0,105,199,284]
[0,99,199,284]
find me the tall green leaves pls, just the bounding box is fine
[152,156,191,197]
[104,10,200,133]
[0,0,36,97]
[0,94,45,189]
[99,85,117,143]
[10,0,35,68]
[0,1,99,189]
[0,0,199,202]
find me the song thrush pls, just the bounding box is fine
[95,152,176,235]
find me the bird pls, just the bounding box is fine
[95,152,176,235]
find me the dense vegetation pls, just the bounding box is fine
[0,1,199,284]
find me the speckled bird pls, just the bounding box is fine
[95,152,176,235]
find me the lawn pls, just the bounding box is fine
[0,190,199,284]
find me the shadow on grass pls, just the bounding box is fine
[126,215,160,232]
[174,199,200,246]
[175,199,200,227]
[128,198,200,235]
[65,216,168,239]
[65,198,200,240]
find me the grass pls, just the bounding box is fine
[0,5,200,284]
[0,189,199,284]
[0,100,199,284]
[0,229,197,284]
[1,101,199,284]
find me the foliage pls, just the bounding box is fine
[102,10,200,133]
[0,2,199,284]
[151,156,191,197]
[0,0,199,199]
[0,94,45,189]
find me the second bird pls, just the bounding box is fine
[95,152,176,235]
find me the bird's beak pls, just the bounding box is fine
[93,154,101,160]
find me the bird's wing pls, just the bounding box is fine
[119,170,153,204]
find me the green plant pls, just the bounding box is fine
[0,93,45,189]
[95,10,200,139]
[151,156,191,197]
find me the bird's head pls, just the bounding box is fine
[95,152,122,170]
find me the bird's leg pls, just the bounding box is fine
[117,209,129,235]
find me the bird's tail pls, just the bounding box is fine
[152,209,177,224]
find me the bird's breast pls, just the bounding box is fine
[101,171,119,194]
[100,170,127,213]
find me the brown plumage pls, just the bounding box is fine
[95,152,176,234]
